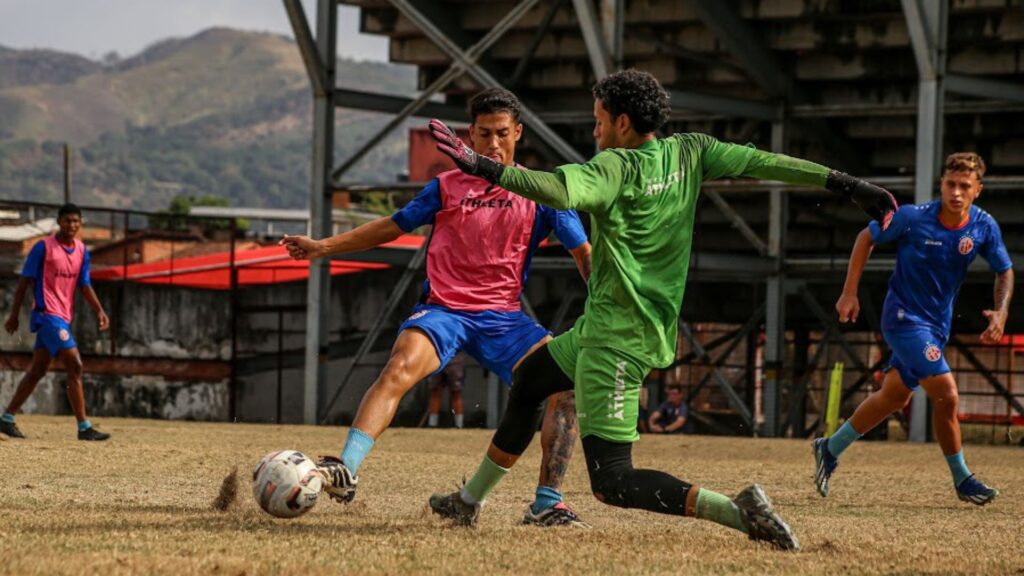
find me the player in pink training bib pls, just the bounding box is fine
[280,88,593,527]
[2,204,111,441]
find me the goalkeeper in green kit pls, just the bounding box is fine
[426,70,897,550]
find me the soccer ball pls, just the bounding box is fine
[252,450,323,518]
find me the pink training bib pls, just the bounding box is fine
[426,170,537,312]
[38,235,85,323]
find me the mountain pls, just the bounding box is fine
[0,28,417,210]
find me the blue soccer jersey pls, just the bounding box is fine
[870,200,1012,336]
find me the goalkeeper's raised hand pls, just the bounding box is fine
[826,171,899,230]
[429,119,505,184]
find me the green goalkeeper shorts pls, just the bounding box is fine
[548,317,650,444]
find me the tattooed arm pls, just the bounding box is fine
[981,269,1014,344]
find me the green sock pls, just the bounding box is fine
[695,489,747,533]
[461,455,509,505]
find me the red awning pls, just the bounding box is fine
[91,234,425,290]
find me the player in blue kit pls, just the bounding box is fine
[815,152,1013,505]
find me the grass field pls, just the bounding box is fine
[1,415,1023,575]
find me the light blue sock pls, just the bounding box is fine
[531,486,563,514]
[78,419,92,432]
[340,428,375,475]
[945,451,971,487]
[1,412,14,423]
[826,421,862,458]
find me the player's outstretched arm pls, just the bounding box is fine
[836,228,875,324]
[981,269,1014,344]
[702,138,898,229]
[280,217,403,261]
[4,277,31,334]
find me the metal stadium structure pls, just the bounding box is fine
[279,0,1024,442]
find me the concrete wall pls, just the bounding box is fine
[0,263,580,425]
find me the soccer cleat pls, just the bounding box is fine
[428,489,481,527]
[956,475,998,506]
[316,456,358,503]
[522,502,591,528]
[734,484,800,551]
[77,426,110,441]
[0,420,25,439]
[813,437,838,497]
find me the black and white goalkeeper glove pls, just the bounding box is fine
[826,170,899,230]
[429,118,505,184]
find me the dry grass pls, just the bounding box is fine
[1,415,1023,575]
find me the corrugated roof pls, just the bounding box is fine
[90,234,426,290]
[0,218,56,242]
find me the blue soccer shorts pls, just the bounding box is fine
[398,304,549,384]
[883,326,952,390]
[31,314,77,357]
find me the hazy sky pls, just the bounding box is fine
[0,0,388,61]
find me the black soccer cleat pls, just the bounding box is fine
[78,426,110,441]
[429,489,481,527]
[734,484,800,551]
[0,420,26,439]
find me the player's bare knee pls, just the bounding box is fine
[26,361,48,381]
[64,357,83,379]
[931,391,959,413]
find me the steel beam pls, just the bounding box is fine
[668,327,744,369]
[302,0,336,424]
[904,0,947,441]
[388,0,585,163]
[692,0,866,172]
[703,189,768,255]
[319,241,429,424]
[693,0,790,98]
[335,88,464,121]
[508,0,567,88]
[679,321,754,432]
[800,287,875,381]
[600,0,624,70]
[332,0,543,182]
[681,305,766,405]
[669,89,777,121]
[950,338,1024,419]
[762,119,787,437]
[945,73,1024,104]
[572,0,612,79]
[901,0,937,79]
[284,0,327,97]
[783,335,830,437]
[803,357,888,437]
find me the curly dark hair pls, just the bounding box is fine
[468,87,521,123]
[592,69,671,135]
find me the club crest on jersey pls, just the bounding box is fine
[407,310,430,321]
[58,329,70,342]
[958,235,974,255]
[923,343,942,363]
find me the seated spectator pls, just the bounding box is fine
[648,385,689,434]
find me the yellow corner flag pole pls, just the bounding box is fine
[825,362,844,437]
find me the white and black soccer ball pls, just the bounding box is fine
[252,450,323,518]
